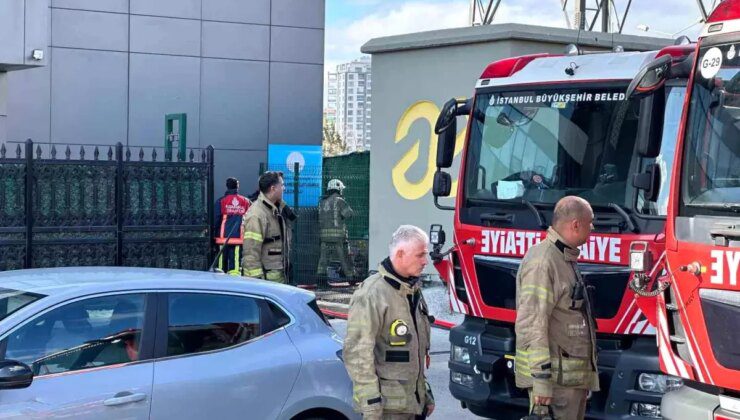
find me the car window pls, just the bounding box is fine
[306,299,330,327]
[2,294,146,376]
[166,293,262,357]
[266,300,291,330]
[0,288,46,322]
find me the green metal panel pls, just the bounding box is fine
[265,151,370,288]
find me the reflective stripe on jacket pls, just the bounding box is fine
[343,261,433,417]
[514,227,599,398]
[318,191,353,241]
[241,192,290,279]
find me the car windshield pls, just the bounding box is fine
[0,288,45,322]
[681,42,740,215]
[464,86,640,208]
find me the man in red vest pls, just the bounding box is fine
[213,177,250,275]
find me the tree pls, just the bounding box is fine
[322,123,347,157]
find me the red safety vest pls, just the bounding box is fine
[215,194,250,245]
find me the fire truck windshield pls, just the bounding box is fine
[681,42,740,216]
[464,86,640,209]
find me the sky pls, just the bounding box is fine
[323,0,715,103]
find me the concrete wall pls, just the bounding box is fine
[362,24,670,273]
[3,0,325,190]
[0,74,7,143]
[0,0,49,147]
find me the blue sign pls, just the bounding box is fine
[267,144,323,207]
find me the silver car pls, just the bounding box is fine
[0,267,358,420]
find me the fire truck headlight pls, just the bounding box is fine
[451,345,471,364]
[637,373,683,393]
[630,402,661,418]
[451,371,475,387]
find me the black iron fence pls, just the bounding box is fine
[0,140,214,271]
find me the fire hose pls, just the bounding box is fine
[629,272,670,297]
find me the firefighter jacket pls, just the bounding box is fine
[514,227,599,398]
[213,189,250,245]
[241,192,291,280]
[318,191,354,241]
[343,258,434,418]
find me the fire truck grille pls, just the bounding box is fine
[474,257,519,310]
[700,289,740,370]
[580,270,631,320]
[474,256,631,320]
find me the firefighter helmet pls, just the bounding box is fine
[327,179,345,192]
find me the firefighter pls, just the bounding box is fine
[343,225,435,420]
[213,177,250,275]
[514,196,599,420]
[317,179,355,284]
[241,171,291,283]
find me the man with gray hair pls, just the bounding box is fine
[514,196,599,419]
[343,225,435,419]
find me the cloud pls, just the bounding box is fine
[323,0,709,104]
[325,1,469,67]
[620,0,704,37]
[325,0,707,68]
[324,0,601,66]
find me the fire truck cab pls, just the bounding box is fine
[626,2,740,419]
[431,44,692,419]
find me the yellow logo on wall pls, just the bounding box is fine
[392,101,466,200]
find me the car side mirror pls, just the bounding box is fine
[627,54,672,99]
[633,163,661,202]
[0,360,33,390]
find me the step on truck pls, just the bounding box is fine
[429,43,693,419]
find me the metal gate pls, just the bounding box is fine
[0,140,214,271]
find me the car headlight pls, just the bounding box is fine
[637,373,683,393]
[451,345,470,364]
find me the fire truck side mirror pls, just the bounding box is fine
[636,92,665,158]
[626,54,672,99]
[435,98,459,168]
[633,163,661,202]
[433,170,452,197]
[437,120,456,168]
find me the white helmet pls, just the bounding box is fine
[328,179,345,191]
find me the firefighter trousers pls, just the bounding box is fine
[217,244,242,275]
[317,239,354,279]
[529,387,588,420]
[264,270,287,284]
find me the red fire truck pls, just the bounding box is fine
[626,1,740,419]
[429,44,693,419]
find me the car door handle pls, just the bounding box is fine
[104,391,147,406]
